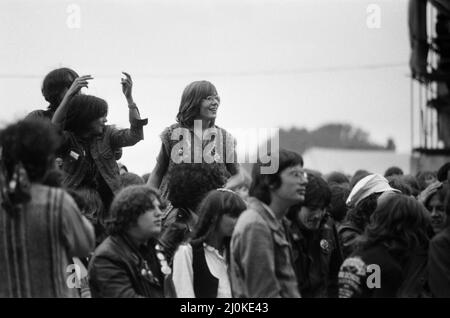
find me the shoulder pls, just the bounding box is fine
[174,243,193,256]
[234,208,269,235]
[431,227,450,247]
[25,109,48,120]
[91,236,122,261]
[161,123,183,138]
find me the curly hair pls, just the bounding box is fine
[1,119,60,182]
[359,193,430,255]
[168,162,227,211]
[41,68,79,110]
[107,185,164,235]
[176,81,218,128]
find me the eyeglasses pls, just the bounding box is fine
[204,95,220,103]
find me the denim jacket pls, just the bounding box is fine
[56,107,147,194]
[230,197,300,298]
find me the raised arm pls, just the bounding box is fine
[51,75,93,128]
[109,72,148,148]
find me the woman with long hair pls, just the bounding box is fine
[171,189,246,298]
[147,81,239,203]
[338,193,430,298]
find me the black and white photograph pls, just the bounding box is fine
[1,0,450,304]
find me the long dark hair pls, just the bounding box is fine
[176,81,217,128]
[358,193,430,257]
[64,95,108,134]
[190,189,246,253]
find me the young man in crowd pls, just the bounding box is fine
[230,149,307,298]
[287,173,343,298]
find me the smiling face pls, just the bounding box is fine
[273,165,308,205]
[427,194,448,234]
[297,206,325,230]
[198,94,220,122]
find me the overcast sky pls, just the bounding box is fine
[0,0,412,175]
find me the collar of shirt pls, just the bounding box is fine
[203,242,225,261]
[261,202,278,220]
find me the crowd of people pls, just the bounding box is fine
[0,67,449,298]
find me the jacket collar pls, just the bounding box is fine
[247,197,284,232]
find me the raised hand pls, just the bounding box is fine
[66,75,93,98]
[121,72,133,102]
[417,181,443,204]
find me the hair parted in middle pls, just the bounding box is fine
[176,80,218,128]
[190,189,246,247]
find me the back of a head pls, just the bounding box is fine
[328,184,350,223]
[225,169,252,191]
[64,95,108,133]
[350,170,371,190]
[365,193,430,250]
[67,187,104,223]
[41,68,78,108]
[1,119,60,182]
[437,162,450,182]
[168,162,227,211]
[387,175,413,196]
[120,172,145,189]
[416,170,437,190]
[249,149,304,205]
[384,166,404,178]
[325,171,350,186]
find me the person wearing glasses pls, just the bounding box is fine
[229,149,308,298]
[147,80,239,205]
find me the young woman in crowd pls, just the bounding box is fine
[51,72,147,213]
[88,185,167,298]
[339,193,430,298]
[147,80,239,202]
[171,189,246,298]
[0,119,95,297]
